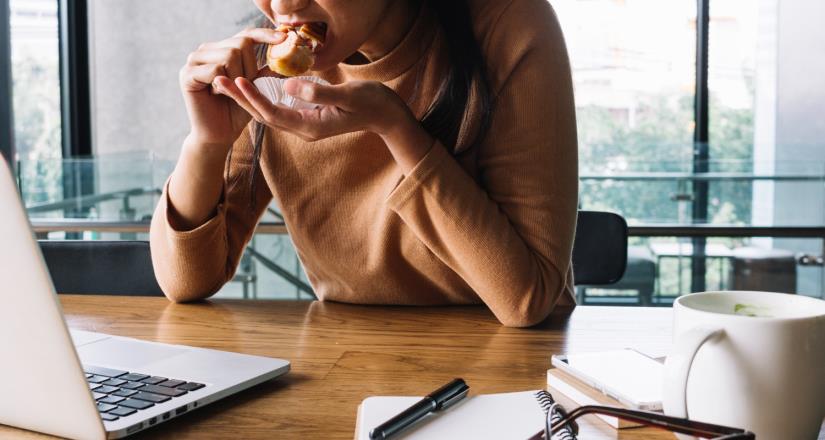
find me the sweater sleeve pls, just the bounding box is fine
[386,0,578,327]
[149,125,273,302]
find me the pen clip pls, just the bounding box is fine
[438,386,469,411]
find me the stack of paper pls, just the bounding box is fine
[546,368,644,429]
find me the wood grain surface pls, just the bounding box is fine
[0,296,819,439]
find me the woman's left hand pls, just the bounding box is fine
[215,76,409,141]
[214,75,435,173]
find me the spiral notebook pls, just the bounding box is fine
[355,390,577,440]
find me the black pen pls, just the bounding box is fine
[369,378,469,440]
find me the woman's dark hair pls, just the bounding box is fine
[245,0,493,207]
[419,0,493,153]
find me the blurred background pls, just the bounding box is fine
[3,0,824,303]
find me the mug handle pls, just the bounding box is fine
[663,326,723,418]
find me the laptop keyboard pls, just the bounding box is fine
[84,365,205,422]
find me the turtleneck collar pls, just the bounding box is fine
[335,4,437,83]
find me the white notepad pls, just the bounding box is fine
[355,390,556,440]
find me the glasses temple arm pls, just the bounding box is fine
[550,405,754,439]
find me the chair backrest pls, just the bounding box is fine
[572,211,628,285]
[38,240,164,296]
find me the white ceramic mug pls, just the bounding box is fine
[663,291,825,439]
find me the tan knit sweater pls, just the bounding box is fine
[150,0,578,327]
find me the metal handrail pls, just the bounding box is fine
[628,225,825,238]
[29,220,825,239]
[579,172,824,182]
[30,220,289,234]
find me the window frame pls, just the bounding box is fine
[691,0,711,291]
[0,0,13,170]
[57,0,92,158]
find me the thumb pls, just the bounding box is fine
[284,79,345,106]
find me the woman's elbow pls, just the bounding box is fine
[495,301,554,328]
[154,267,224,303]
[490,275,571,327]
[161,287,209,303]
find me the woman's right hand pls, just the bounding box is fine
[179,28,285,149]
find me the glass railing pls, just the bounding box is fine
[15,156,825,303]
[579,159,825,226]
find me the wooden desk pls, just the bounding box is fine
[0,297,758,439]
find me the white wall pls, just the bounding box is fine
[89,0,257,160]
[752,0,825,296]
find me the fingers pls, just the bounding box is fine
[187,28,283,83]
[234,27,287,45]
[180,64,227,92]
[235,77,306,130]
[195,37,257,79]
[186,48,245,80]
[283,79,349,107]
[213,76,263,122]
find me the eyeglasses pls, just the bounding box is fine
[528,400,754,440]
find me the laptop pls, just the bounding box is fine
[0,160,290,439]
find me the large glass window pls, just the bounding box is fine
[556,0,824,301]
[707,0,759,225]
[555,0,697,224]
[4,1,822,301]
[9,0,62,205]
[9,0,61,161]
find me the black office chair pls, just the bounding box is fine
[38,240,164,296]
[572,211,628,285]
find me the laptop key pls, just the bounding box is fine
[97,403,118,413]
[133,391,171,404]
[120,381,146,390]
[109,406,137,417]
[94,385,119,394]
[140,376,167,385]
[100,413,119,422]
[84,366,128,378]
[141,384,187,397]
[98,395,126,405]
[101,378,126,387]
[88,383,101,391]
[112,389,139,398]
[177,382,205,392]
[119,399,154,410]
[86,375,109,384]
[93,392,107,400]
[157,379,186,388]
[120,373,149,382]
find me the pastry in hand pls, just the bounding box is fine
[267,23,326,77]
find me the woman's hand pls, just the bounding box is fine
[216,77,435,173]
[179,28,285,150]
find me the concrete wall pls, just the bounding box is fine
[87,2,312,300]
[89,0,257,160]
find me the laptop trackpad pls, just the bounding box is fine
[76,337,188,370]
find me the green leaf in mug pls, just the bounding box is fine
[733,303,771,317]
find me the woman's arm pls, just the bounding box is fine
[151,127,273,302]
[168,28,283,229]
[150,29,282,302]
[383,1,579,327]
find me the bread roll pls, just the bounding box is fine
[267,24,325,77]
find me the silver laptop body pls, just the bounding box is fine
[0,160,290,439]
